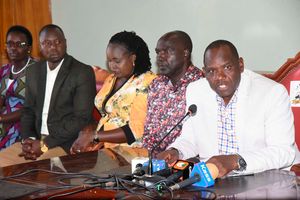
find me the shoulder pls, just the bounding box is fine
[185,65,204,81]
[26,60,44,72]
[131,71,156,91]
[137,71,157,85]
[67,55,91,71]
[187,77,210,91]
[0,63,11,75]
[243,69,287,94]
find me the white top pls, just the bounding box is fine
[41,59,64,135]
[169,69,296,174]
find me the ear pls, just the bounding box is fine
[184,49,190,58]
[131,54,137,66]
[239,57,244,73]
[202,66,207,76]
[27,46,32,54]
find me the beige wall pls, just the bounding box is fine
[51,0,300,72]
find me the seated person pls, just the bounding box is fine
[142,31,203,156]
[71,31,156,153]
[0,25,36,150]
[0,24,96,167]
[158,40,296,178]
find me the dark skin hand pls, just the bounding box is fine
[206,155,239,178]
[19,138,43,160]
[156,148,180,166]
[70,122,104,154]
[71,127,127,154]
[157,149,239,178]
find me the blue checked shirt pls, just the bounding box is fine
[217,90,239,155]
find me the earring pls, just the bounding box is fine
[28,51,31,54]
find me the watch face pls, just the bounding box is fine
[239,157,247,170]
[41,145,48,153]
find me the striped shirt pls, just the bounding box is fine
[217,90,239,155]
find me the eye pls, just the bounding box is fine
[41,40,51,47]
[205,69,215,75]
[54,40,61,45]
[167,48,175,55]
[224,65,232,70]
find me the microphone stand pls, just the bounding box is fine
[147,111,191,176]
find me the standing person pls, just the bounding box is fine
[0,24,96,167]
[142,31,203,155]
[70,31,156,153]
[158,40,295,177]
[0,25,36,150]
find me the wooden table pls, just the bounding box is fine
[0,146,299,199]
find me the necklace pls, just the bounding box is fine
[11,58,31,75]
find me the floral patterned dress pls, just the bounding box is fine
[95,71,156,148]
[0,59,35,150]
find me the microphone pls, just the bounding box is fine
[169,162,219,191]
[132,163,146,177]
[160,160,194,186]
[147,104,197,175]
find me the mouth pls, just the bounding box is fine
[8,53,18,57]
[110,70,120,76]
[216,83,229,91]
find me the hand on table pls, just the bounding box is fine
[206,154,238,178]
[19,138,43,160]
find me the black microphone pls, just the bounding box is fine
[132,163,146,177]
[147,104,197,175]
[169,174,201,191]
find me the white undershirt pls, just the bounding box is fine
[41,59,64,135]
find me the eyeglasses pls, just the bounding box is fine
[5,41,28,48]
[40,39,64,48]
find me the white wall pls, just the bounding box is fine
[51,0,300,72]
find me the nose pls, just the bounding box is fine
[157,51,166,61]
[216,70,226,80]
[108,61,117,71]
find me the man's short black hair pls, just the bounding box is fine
[204,40,239,65]
[39,24,65,38]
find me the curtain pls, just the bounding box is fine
[0,0,51,66]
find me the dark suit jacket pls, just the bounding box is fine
[21,54,96,152]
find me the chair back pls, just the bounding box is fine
[265,52,300,147]
[92,66,110,122]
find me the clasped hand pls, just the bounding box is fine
[70,123,103,154]
[19,138,43,160]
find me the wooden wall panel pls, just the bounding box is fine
[0,0,52,66]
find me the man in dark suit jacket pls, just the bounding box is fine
[0,24,96,166]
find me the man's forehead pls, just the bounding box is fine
[157,36,179,48]
[40,29,63,39]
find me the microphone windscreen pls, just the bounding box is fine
[206,163,219,180]
[188,104,197,116]
[190,162,219,187]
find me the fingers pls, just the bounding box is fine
[18,152,25,157]
[168,156,178,166]
[70,147,81,154]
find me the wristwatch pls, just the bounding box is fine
[40,140,49,153]
[236,154,247,171]
[93,131,100,144]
